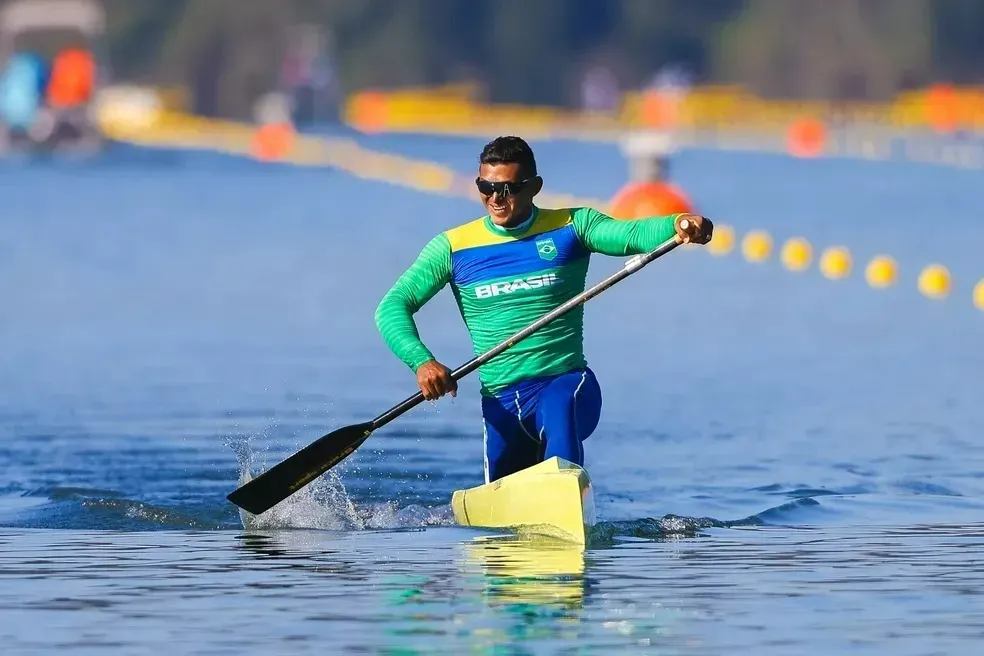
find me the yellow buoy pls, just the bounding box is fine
[917,264,952,300]
[974,279,984,311]
[865,255,898,288]
[819,246,852,280]
[741,230,772,263]
[707,224,735,256]
[780,237,813,272]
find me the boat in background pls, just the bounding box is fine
[0,0,106,155]
[452,457,596,545]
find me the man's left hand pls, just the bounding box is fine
[674,213,713,245]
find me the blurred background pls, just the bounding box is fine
[97,0,984,111]
[3,0,984,147]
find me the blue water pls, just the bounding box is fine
[1,136,982,655]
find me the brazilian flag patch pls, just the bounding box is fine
[536,238,557,261]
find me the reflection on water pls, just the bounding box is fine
[376,535,592,653]
[464,536,589,609]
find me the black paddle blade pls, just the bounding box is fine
[227,422,374,515]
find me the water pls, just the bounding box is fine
[1,136,982,654]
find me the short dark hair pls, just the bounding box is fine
[479,136,537,178]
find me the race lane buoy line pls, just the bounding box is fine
[102,112,981,312]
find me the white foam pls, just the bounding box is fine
[238,467,362,531]
[231,438,454,532]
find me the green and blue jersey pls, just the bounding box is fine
[375,206,678,396]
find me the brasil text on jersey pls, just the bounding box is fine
[474,273,563,299]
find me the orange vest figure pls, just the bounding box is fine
[47,48,95,108]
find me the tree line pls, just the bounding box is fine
[82,0,984,118]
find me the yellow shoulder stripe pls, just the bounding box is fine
[527,208,574,236]
[445,217,509,251]
[445,208,573,252]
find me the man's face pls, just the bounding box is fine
[477,162,540,227]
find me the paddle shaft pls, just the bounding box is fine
[369,233,683,431]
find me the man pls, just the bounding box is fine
[375,136,712,484]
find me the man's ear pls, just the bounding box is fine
[530,176,544,196]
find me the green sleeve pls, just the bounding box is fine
[374,233,452,372]
[571,207,679,256]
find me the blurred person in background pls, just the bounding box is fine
[580,63,620,113]
[46,45,95,110]
[375,136,712,484]
[0,51,48,136]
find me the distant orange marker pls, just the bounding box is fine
[926,83,958,135]
[640,91,679,130]
[786,117,826,158]
[252,122,294,161]
[349,91,389,133]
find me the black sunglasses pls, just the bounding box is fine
[475,177,534,197]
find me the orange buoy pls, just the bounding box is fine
[348,91,389,133]
[926,83,958,135]
[640,91,679,130]
[609,181,693,219]
[786,117,826,158]
[251,122,294,161]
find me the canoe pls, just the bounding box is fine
[451,456,596,545]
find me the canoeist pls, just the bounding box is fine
[374,136,713,484]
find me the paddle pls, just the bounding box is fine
[227,228,686,515]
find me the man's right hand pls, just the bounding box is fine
[416,360,457,400]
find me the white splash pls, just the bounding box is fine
[229,436,454,532]
[237,467,363,531]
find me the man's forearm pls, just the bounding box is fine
[574,207,678,256]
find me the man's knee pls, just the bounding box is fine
[542,369,601,435]
[573,370,602,438]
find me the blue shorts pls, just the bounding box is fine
[481,367,602,483]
